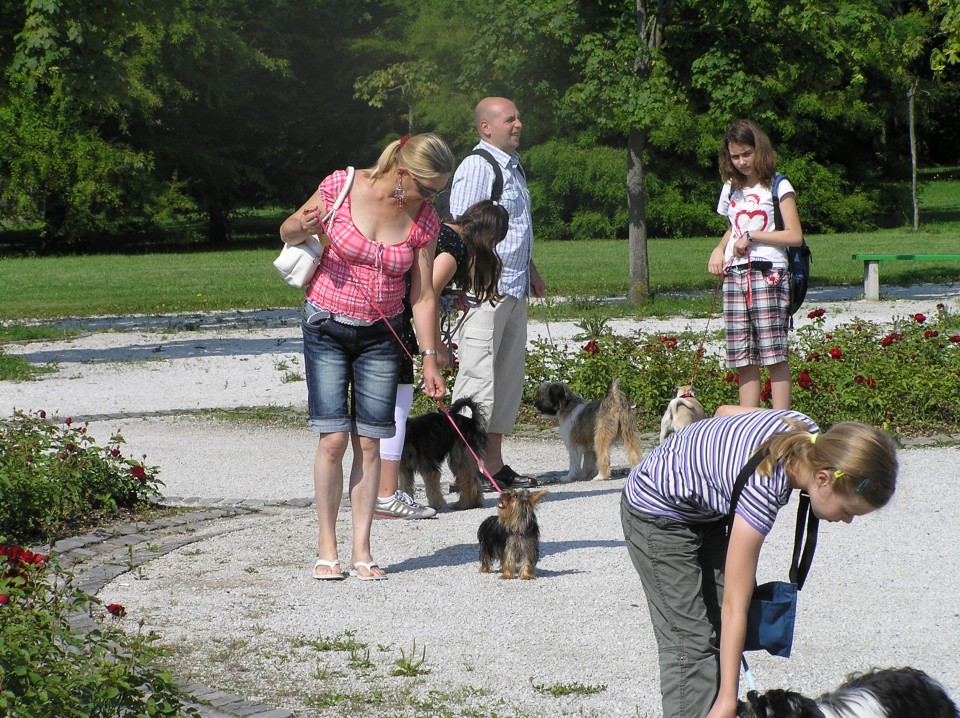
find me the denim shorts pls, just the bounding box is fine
[301,302,403,438]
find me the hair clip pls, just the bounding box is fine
[810,433,818,444]
[854,478,870,495]
[833,470,845,480]
[398,135,411,148]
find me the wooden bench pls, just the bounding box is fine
[852,253,960,300]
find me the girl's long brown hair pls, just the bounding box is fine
[450,199,507,305]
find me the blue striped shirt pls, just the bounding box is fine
[449,141,533,300]
[623,410,819,535]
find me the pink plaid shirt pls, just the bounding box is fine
[305,170,440,322]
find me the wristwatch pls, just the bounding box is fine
[745,231,754,243]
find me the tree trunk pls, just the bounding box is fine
[207,200,229,245]
[627,127,649,304]
[908,80,919,232]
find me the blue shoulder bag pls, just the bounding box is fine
[727,450,820,658]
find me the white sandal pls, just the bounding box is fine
[312,558,345,581]
[349,561,387,581]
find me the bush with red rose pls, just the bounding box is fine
[0,542,196,717]
[0,410,162,544]
[522,303,960,436]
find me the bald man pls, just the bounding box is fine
[448,97,545,490]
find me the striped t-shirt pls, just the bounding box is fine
[623,410,818,535]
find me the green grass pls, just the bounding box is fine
[1,181,958,322]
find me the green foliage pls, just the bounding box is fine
[523,305,960,436]
[532,681,607,697]
[391,640,430,677]
[0,351,53,382]
[525,141,628,240]
[0,411,163,544]
[790,305,960,433]
[0,546,197,717]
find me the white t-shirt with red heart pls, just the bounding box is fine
[717,175,795,269]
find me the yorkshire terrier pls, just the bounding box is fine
[399,397,487,511]
[477,488,548,580]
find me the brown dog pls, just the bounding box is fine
[534,379,643,482]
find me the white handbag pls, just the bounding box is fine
[274,166,355,287]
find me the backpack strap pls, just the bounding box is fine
[727,448,820,590]
[771,172,785,231]
[469,148,505,202]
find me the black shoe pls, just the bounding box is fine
[482,465,536,491]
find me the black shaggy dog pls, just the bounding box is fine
[738,666,958,718]
[398,397,487,511]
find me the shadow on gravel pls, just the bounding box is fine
[17,336,303,363]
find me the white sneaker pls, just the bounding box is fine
[374,490,437,519]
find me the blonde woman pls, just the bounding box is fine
[280,133,453,580]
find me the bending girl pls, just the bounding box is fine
[621,407,898,718]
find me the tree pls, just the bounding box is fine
[0,1,191,245]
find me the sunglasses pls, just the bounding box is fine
[410,174,444,199]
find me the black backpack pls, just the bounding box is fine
[772,172,811,316]
[435,149,525,219]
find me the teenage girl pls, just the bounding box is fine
[621,406,898,718]
[708,120,804,410]
[279,133,453,580]
[375,199,508,519]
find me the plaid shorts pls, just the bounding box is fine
[723,266,790,368]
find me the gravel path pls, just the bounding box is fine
[3,283,960,717]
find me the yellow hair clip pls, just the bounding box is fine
[833,469,844,479]
[810,433,818,444]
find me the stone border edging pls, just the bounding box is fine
[53,505,304,718]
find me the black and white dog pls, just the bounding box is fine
[738,667,958,718]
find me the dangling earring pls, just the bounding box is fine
[393,175,406,211]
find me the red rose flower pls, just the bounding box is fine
[807,352,820,362]
[807,308,826,319]
[39,410,46,419]
[583,340,600,354]
[854,375,866,384]
[65,417,72,426]
[797,370,814,390]
[110,448,121,457]
[867,378,876,388]
[130,465,147,480]
[724,371,736,383]
[881,333,903,347]
[0,594,8,606]
[660,337,678,349]
[106,603,126,618]
[913,313,926,324]
[828,347,843,359]
[950,336,960,343]
[760,378,772,403]
[924,330,939,339]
